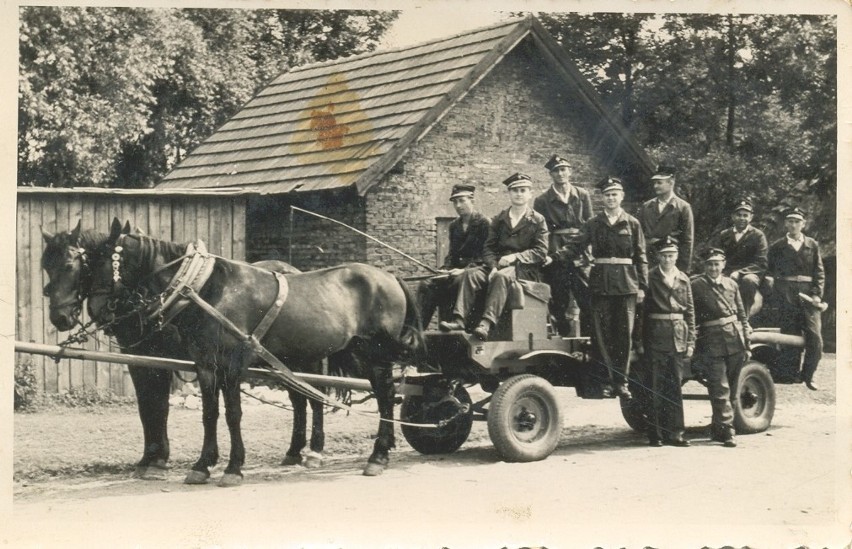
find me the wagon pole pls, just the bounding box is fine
[290,205,441,274]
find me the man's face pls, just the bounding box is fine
[509,186,532,206]
[785,217,805,236]
[732,209,752,231]
[549,166,571,186]
[658,250,678,270]
[704,259,725,279]
[602,189,623,210]
[451,196,474,216]
[652,177,674,197]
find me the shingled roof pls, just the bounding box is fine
[157,16,653,194]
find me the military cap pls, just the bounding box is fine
[733,199,754,213]
[785,207,806,221]
[703,247,726,262]
[449,184,476,201]
[651,165,676,180]
[502,173,533,189]
[544,154,571,171]
[654,235,679,254]
[597,176,624,193]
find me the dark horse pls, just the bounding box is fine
[41,221,332,479]
[81,219,423,485]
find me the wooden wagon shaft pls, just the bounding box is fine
[15,341,378,393]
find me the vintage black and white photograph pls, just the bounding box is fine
[5,0,849,547]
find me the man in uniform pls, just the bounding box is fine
[440,173,549,341]
[637,166,694,272]
[766,207,825,390]
[643,236,695,447]
[691,248,750,448]
[707,198,768,318]
[416,184,490,327]
[552,176,647,399]
[534,154,594,336]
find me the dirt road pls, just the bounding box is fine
[7,355,848,548]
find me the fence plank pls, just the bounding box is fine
[79,199,99,389]
[93,197,113,391]
[54,197,72,393]
[16,198,39,391]
[232,198,246,261]
[38,198,59,394]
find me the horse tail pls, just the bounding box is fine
[396,276,427,362]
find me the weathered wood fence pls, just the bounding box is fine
[16,187,250,396]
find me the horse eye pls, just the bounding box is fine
[63,263,75,272]
[43,283,52,296]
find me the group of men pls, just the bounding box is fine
[417,154,826,449]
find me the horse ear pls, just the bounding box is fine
[41,226,55,244]
[109,218,123,241]
[122,221,131,234]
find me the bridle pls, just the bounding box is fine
[43,244,90,318]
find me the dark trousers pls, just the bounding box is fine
[416,274,462,327]
[736,274,760,318]
[542,259,591,336]
[702,351,744,436]
[646,349,686,442]
[778,298,823,383]
[591,294,636,387]
[452,266,517,326]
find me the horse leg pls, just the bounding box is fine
[129,366,172,480]
[305,395,325,469]
[185,366,220,485]
[219,345,249,487]
[363,348,396,477]
[281,390,307,466]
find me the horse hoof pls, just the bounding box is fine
[218,473,243,488]
[184,470,210,485]
[139,466,168,481]
[280,454,303,466]
[304,454,323,469]
[362,462,386,477]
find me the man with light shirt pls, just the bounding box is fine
[534,154,594,337]
[766,207,825,390]
[707,198,768,317]
[551,176,647,400]
[691,247,750,448]
[440,173,549,341]
[643,235,695,447]
[637,166,694,273]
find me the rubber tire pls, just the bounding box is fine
[733,360,776,434]
[487,374,562,462]
[401,384,473,454]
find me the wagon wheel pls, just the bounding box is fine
[487,374,562,462]
[401,381,473,454]
[733,360,776,434]
[620,367,650,432]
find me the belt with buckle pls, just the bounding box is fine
[700,314,737,328]
[648,313,684,320]
[595,257,633,265]
[781,275,813,282]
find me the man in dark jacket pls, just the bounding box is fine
[691,248,750,448]
[416,184,490,326]
[552,176,648,399]
[637,166,695,273]
[534,154,594,336]
[440,173,549,340]
[766,207,825,390]
[708,198,768,317]
[643,236,695,447]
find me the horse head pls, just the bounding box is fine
[41,220,90,331]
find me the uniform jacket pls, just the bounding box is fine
[637,194,695,272]
[483,207,549,282]
[533,185,594,253]
[555,210,648,295]
[767,234,825,305]
[708,225,768,277]
[441,212,490,269]
[643,266,696,353]
[691,275,750,357]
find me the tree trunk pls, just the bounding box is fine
[725,14,736,149]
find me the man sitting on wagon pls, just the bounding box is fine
[439,173,549,341]
[416,184,490,327]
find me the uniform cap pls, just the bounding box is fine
[703,247,726,262]
[544,154,571,171]
[502,173,533,189]
[733,199,754,213]
[449,184,476,201]
[597,176,624,193]
[785,207,806,221]
[654,235,679,254]
[651,165,676,180]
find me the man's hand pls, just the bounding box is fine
[487,268,498,282]
[497,254,516,268]
[636,289,645,304]
[543,255,553,267]
[731,271,741,281]
[685,345,694,359]
[447,268,464,277]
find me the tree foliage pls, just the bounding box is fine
[537,12,836,243]
[19,7,398,188]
